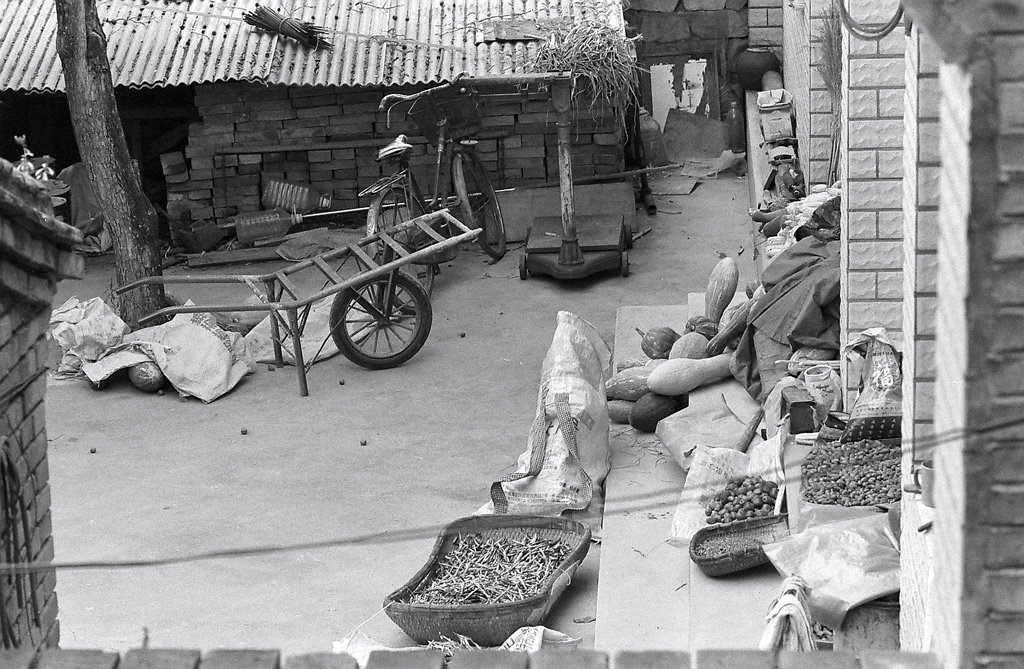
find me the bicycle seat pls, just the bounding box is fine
[376,135,414,162]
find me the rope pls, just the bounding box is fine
[837,0,904,41]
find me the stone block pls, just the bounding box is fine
[878,150,903,178]
[915,252,938,293]
[693,650,776,669]
[447,652,528,669]
[531,651,608,669]
[987,528,1024,568]
[848,271,877,298]
[985,615,1024,652]
[639,13,691,41]
[847,211,876,239]
[848,300,902,330]
[749,7,769,26]
[848,150,877,179]
[848,179,902,210]
[682,0,725,9]
[858,652,938,668]
[849,119,904,149]
[121,650,201,669]
[876,270,903,298]
[748,26,782,45]
[36,651,119,669]
[878,89,905,118]
[202,650,280,669]
[365,651,443,669]
[848,240,903,270]
[849,58,905,88]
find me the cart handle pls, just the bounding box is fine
[378,73,468,112]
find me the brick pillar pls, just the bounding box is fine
[749,0,783,48]
[898,25,942,652]
[839,0,906,383]
[0,158,83,648]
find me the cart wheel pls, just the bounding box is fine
[621,251,630,277]
[329,270,432,370]
[519,254,528,280]
[624,224,634,250]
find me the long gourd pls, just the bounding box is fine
[647,354,733,396]
[706,298,755,356]
[704,255,740,326]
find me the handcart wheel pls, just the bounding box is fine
[367,185,437,295]
[621,251,630,277]
[329,270,433,370]
[519,254,528,280]
[454,151,506,261]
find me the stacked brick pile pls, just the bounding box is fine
[0,158,82,649]
[162,83,623,229]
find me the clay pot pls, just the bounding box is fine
[735,48,782,90]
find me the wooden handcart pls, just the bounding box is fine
[117,210,479,397]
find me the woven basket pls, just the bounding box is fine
[384,514,591,646]
[689,513,790,577]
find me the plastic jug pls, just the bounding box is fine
[261,178,333,214]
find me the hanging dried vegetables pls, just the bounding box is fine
[405,532,573,606]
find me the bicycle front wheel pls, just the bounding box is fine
[329,270,433,370]
[453,151,506,260]
[367,185,436,295]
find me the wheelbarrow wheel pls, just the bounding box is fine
[454,150,506,261]
[329,270,432,370]
[367,185,437,296]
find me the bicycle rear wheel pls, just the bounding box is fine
[453,150,506,260]
[367,185,436,295]
[329,270,433,370]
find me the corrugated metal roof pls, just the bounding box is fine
[0,0,625,93]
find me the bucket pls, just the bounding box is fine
[834,596,900,651]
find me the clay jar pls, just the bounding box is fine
[735,47,782,90]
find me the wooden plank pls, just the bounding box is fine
[121,649,201,669]
[779,651,858,669]
[692,650,776,669]
[36,650,120,669]
[0,649,37,669]
[857,652,939,669]
[530,651,608,669]
[611,650,690,669]
[447,651,528,669]
[311,256,345,284]
[186,247,284,267]
[200,651,280,669]
[274,271,302,300]
[284,653,358,669]
[375,232,411,259]
[346,244,379,269]
[365,650,443,669]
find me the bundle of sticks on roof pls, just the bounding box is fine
[242,4,333,50]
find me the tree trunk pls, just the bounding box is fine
[54,0,164,327]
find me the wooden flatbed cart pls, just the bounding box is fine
[117,210,479,396]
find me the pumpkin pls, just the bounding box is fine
[647,354,733,396]
[128,361,167,392]
[705,255,740,326]
[669,332,709,360]
[606,366,655,401]
[635,326,681,359]
[684,315,719,341]
[608,399,636,424]
[706,299,755,357]
[629,392,687,433]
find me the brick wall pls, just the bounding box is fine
[782,0,835,183]
[0,158,83,649]
[749,0,783,49]
[839,0,906,385]
[898,25,942,653]
[0,648,939,669]
[164,83,624,227]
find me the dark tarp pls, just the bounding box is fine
[734,237,841,400]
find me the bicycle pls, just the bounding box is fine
[359,74,507,295]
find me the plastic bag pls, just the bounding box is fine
[669,433,785,546]
[761,513,900,629]
[655,382,761,469]
[481,312,612,516]
[499,626,580,651]
[842,328,901,442]
[759,577,817,651]
[48,296,129,377]
[83,308,255,402]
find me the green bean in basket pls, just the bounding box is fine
[405,532,573,606]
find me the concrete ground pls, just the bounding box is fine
[44,175,755,654]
